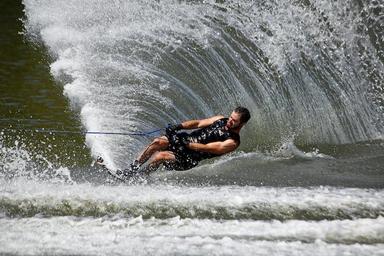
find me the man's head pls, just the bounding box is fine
[225,106,251,130]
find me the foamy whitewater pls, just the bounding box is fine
[1,179,384,255]
[1,0,383,255]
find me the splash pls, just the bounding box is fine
[23,0,384,168]
[0,132,73,183]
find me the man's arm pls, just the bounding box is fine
[187,139,238,155]
[179,115,224,130]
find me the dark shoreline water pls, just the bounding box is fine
[0,0,91,169]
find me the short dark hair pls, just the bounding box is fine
[234,106,251,123]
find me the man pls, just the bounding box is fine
[97,106,250,178]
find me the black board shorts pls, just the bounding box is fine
[163,153,199,171]
[164,132,210,171]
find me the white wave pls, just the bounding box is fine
[1,216,383,256]
[1,179,383,216]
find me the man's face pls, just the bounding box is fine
[226,111,242,129]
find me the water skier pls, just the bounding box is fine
[97,106,250,178]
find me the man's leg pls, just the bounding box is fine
[142,151,176,174]
[136,136,170,165]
